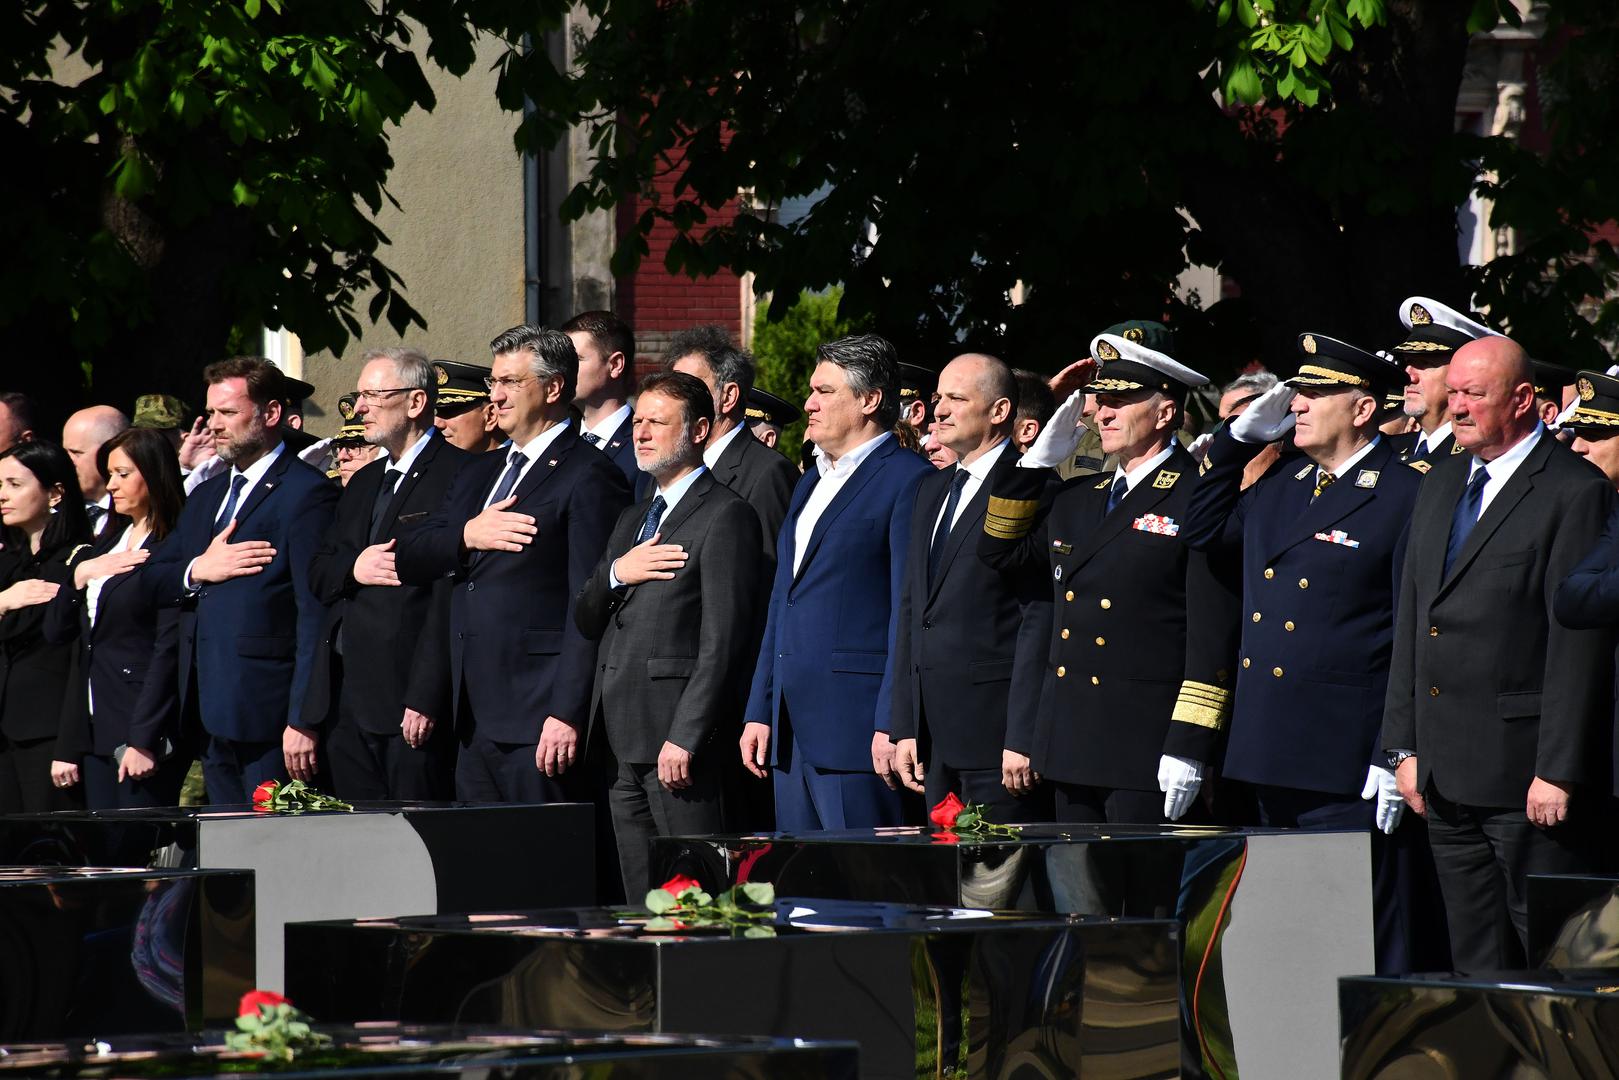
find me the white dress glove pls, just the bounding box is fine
[1188,432,1215,463]
[1158,754,1204,821]
[1361,764,1405,835]
[1019,389,1087,469]
[1228,383,1298,444]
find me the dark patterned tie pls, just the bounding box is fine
[369,469,402,542]
[1312,470,1335,502]
[1443,466,1490,577]
[583,432,602,447]
[637,495,668,544]
[928,468,970,585]
[214,474,248,536]
[488,450,527,505]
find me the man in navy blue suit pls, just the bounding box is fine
[740,334,931,830]
[397,324,630,803]
[147,357,337,802]
[563,310,638,485]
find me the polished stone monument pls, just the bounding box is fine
[1526,872,1619,969]
[1340,971,1619,1079]
[284,899,1180,1080]
[0,803,592,991]
[0,867,253,1041]
[650,825,1373,1080]
[0,1024,858,1078]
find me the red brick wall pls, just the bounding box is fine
[616,150,745,380]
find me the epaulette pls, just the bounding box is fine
[1407,460,1432,474]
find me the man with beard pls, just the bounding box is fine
[147,357,337,801]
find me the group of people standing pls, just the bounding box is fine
[5,295,1619,985]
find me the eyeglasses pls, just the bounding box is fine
[354,388,417,404]
[483,375,537,392]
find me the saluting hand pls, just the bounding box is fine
[353,539,401,587]
[740,723,771,779]
[893,738,926,794]
[178,417,214,470]
[191,520,276,584]
[613,532,687,585]
[462,496,536,553]
[1048,358,1100,400]
[1020,389,1088,470]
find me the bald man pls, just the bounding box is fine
[62,405,131,535]
[1382,335,1614,974]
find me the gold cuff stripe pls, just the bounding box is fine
[985,497,1041,540]
[1296,365,1371,387]
[1171,681,1232,730]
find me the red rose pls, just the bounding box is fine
[659,874,701,897]
[929,793,965,830]
[238,989,290,1016]
[252,780,278,812]
[932,832,960,845]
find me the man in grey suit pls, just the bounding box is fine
[576,371,763,897]
[1383,333,1614,973]
[665,325,797,573]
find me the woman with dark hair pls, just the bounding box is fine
[0,441,91,812]
[44,427,189,808]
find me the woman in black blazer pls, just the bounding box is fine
[44,428,188,809]
[0,441,92,813]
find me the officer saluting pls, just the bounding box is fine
[979,330,1225,824]
[1181,332,1441,974]
[1388,296,1499,463]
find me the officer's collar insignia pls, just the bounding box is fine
[1450,441,1464,454]
[1095,340,1120,361]
[1410,303,1432,325]
[1152,470,1179,489]
[1294,462,1314,480]
[1409,460,1433,473]
[1051,540,1072,555]
[1199,456,1213,475]
[1094,477,1112,490]
[1355,469,1379,488]
[1580,377,1596,401]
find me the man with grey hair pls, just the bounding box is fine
[398,325,630,803]
[1217,372,1279,419]
[667,325,797,573]
[62,405,131,535]
[741,333,932,830]
[305,347,469,799]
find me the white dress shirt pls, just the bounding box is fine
[584,403,632,447]
[1110,443,1177,497]
[482,421,571,509]
[702,422,747,470]
[184,442,284,591]
[1468,422,1544,517]
[85,524,138,717]
[931,439,1009,537]
[379,426,437,477]
[1413,420,1454,458]
[1317,436,1381,486]
[608,466,709,588]
[793,431,891,576]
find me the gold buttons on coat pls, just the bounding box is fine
[1264,568,1275,580]
[1298,578,1309,589]
[1065,590,1075,602]
[1429,626,1439,637]
[1242,658,1251,669]
[1430,686,1440,697]
[1061,628,1071,640]
[1251,612,1262,623]
[1095,636,1106,646]
[1091,676,1100,685]
[1056,666,1066,678]
[1100,598,1112,609]
[1284,621,1295,632]
[1273,667,1284,678]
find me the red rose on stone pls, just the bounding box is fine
[252,781,278,812]
[659,874,701,897]
[238,989,290,1016]
[929,793,965,830]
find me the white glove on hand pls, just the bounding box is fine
[1020,389,1087,469]
[1361,764,1404,835]
[1228,383,1298,444]
[1188,432,1215,463]
[1158,754,1204,821]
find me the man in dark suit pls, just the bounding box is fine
[889,353,1048,822]
[576,371,762,895]
[305,348,469,800]
[740,334,931,830]
[979,332,1222,824]
[1183,333,1441,974]
[397,325,630,803]
[1387,296,1498,464]
[146,357,337,802]
[1383,334,1614,973]
[563,311,638,485]
[666,325,798,571]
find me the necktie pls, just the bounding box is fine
[1443,466,1490,577]
[928,468,971,585]
[1412,437,1427,460]
[369,469,402,542]
[85,503,106,530]
[583,432,602,447]
[488,450,527,506]
[214,474,249,535]
[1312,470,1335,502]
[637,494,668,544]
[1104,474,1129,516]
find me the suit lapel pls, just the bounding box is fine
[231,447,293,528]
[794,436,896,582]
[604,412,635,457]
[712,424,749,487]
[93,530,154,610]
[654,472,714,542]
[1263,441,1393,562]
[1068,447,1189,571]
[925,445,1012,607]
[510,425,579,504]
[1436,436,1550,597]
[379,432,442,536]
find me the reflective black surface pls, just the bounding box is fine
[1528,873,1619,970]
[1340,971,1619,1079]
[0,867,253,1040]
[285,899,1180,1080]
[0,804,592,914]
[0,1023,858,1078]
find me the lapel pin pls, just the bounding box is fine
[1355,469,1379,488]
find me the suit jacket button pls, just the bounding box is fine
[1056,666,1066,678]
[1429,625,1439,637]
[1099,598,1111,609]
[1297,578,1309,589]
[1060,628,1070,640]
[1090,676,1100,686]
[1284,621,1295,632]
[1430,686,1440,696]
[923,621,932,630]
[1094,636,1105,646]
[466,582,476,592]
[1263,568,1275,580]
[1242,658,1250,669]
[1065,590,1075,602]
[1251,612,1261,623]
[1272,667,1284,678]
